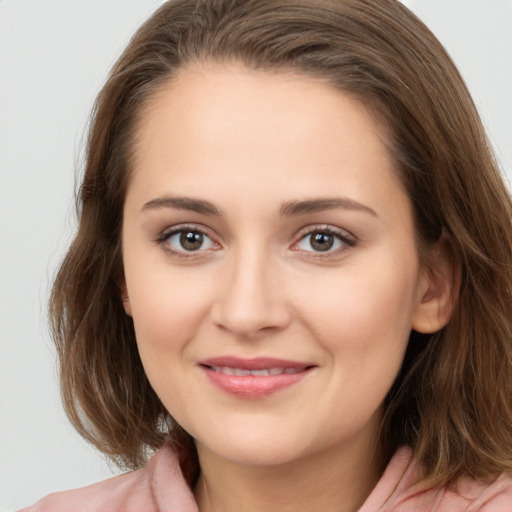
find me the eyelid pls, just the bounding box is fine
[156,223,221,256]
[290,224,357,256]
[154,222,356,259]
[156,222,210,241]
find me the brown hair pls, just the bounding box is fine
[50,0,512,486]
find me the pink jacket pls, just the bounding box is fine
[21,446,512,511]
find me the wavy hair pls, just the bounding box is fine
[50,0,512,486]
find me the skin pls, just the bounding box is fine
[121,64,453,512]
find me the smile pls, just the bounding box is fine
[208,366,307,376]
[199,357,315,399]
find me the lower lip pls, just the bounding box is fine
[201,367,313,399]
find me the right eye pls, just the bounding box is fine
[160,227,217,255]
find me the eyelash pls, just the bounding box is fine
[156,224,218,258]
[155,224,357,259]
[292,226,356,258]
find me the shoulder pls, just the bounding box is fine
[395,474,512,511]
[19,446,198,512]
[19,468,153,512]
[435,474,512,512]
[371,447,512,512]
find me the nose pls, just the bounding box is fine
[210,247,292,338]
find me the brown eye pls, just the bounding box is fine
[310,232,335,252]
[180,231,204,251]
[164,229,216,253]
[295,228,354,254]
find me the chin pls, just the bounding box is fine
[204,441,306,467]
[192,424,310,467]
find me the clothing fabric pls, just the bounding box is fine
[21,446,512,511]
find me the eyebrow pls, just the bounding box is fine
[141,196,223,216]
[141,195,377,218]
[279,197,378,218]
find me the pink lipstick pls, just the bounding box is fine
[199,357,315,398]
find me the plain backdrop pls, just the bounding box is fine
[1,1,511,510]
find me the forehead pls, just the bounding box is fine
[139,64,390,141]
[127,63,404,216]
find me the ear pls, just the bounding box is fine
[412,234,461,334]
[120,280,133,317]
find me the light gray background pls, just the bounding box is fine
[1,1,511,510]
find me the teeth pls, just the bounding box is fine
[252,369,270,376]
[209,366,304,376]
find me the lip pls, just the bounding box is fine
[199,357,316,399]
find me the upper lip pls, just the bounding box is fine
[199,356,315,371]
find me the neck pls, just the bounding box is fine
[194,436,384,512]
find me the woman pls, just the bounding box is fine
[23,0,512,510]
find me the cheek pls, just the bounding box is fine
[126,269,219,420]
[126,265,216,370]
[293,251,419,364]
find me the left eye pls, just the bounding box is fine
[165,230,216,252]
[296,230,349,253]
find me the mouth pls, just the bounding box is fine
[207,366,307,376]
[198,357,316,399]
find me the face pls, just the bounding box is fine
[122,64,436,468]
